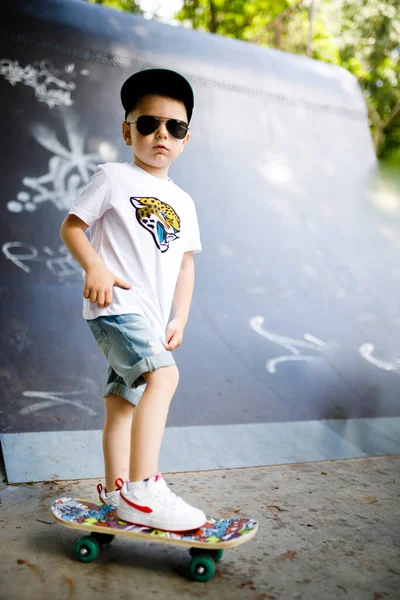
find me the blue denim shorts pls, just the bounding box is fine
[86,314,176,405]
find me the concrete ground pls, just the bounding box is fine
[1,456,399,600]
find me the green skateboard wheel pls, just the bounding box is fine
[190,547,223,562]
[209,548,224,562]
[189,554,216,582]
[74,536,100,562]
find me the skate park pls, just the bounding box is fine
[1,0,399,598]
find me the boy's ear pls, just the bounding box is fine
[181,131,190,151]
[122,121,131,146]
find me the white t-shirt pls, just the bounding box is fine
[68,162,202,341]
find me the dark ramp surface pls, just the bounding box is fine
[0,0,399,436]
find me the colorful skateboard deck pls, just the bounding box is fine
[51,497,258,581]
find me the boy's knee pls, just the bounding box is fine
[144,365,179,390]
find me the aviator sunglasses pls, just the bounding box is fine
[126,115,189,140]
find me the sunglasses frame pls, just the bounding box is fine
[125,115,189,140]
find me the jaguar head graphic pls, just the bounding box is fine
[130,197,180,253]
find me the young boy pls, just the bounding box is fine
[60,68,206,532]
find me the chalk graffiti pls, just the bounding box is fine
[249,315,332,373]
[7,114,101,213]
[2,241,82,281]
[10,330,33,352]
[250,315,400,377]
[359,343,400,374]
[19,390,97,416]
[0,58,84,108]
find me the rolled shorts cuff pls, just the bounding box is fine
[124,352,176,388]
[103,381,143,406]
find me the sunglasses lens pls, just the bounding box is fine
[167,120,188,140]
[136,116,159,135]
[135,116,188,139]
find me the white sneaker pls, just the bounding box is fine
[97,482,120,507]
[117,473,207,532]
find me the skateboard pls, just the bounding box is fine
[51,497,258,581]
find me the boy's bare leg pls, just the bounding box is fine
[129,365,179,482]
[103,393,135,491]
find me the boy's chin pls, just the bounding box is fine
[142,156,172,169]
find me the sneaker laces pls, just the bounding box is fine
[153,479,181,508]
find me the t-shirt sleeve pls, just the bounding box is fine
[68,166,110,227]
[184,197,202,254]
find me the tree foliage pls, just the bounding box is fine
[337,0,400,163]
[87,0,143,15]
[175,0,291,38]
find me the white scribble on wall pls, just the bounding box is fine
[250,316,400,377]
[2,241,82,281]
[249,315,332,373]
[359,343,400,375]
[0,59,87,108]
[19,390,97,416]
[7,114,101,213]
[10,330,33,352]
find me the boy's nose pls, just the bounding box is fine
[156,122,168,136]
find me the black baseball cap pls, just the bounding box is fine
[121,68,194,123]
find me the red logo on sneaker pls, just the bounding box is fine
[120,491,153,513]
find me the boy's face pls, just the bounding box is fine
[122,94,190,179]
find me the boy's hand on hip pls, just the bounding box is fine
[84,263,131,308]
[164,318,185,351]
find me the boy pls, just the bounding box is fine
[60,68,206,532]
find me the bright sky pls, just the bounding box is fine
[139,0,184,23]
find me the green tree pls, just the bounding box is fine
[337,0,400,163]
[87,0,143,15]
[175,0,292,39]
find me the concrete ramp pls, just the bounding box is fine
[1,0,399,482]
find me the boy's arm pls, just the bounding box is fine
[164,251,194,351]
[60,214,131,307]
[61,214,102,271]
